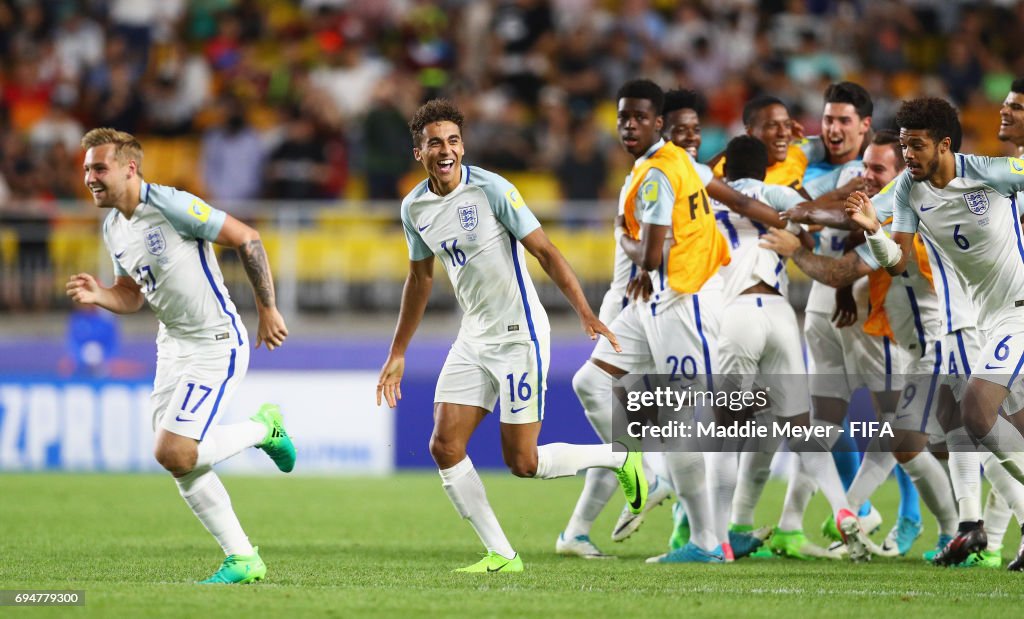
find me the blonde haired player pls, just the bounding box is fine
[67,128,295,584]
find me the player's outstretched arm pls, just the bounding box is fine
[759,230,873,288]
[520,228,620,352]
[378,257,434,407]
[706,178,786,229]
[66,273,144,314]
[845,190,910,275]
[215,215,289,350]
[783,198,854,229]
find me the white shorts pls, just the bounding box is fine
[598,287,629,327]
[892,338,945,438]
[435,335,550,424]
[805,311,905,400]
[943,327,979,401]
[718,294,809,418]
[592,289,722,389]
[152,342,250,441]
[974,315,1024,412]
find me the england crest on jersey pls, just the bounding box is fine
[144,226,166,255]
[458,204,478,231]
[964,189,989,215]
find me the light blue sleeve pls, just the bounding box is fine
[400,198,432,261]
[798,137,826,164]
[872,183,896,223]
[638,168,675,226]
[854,244,881,270]
[803,167,842,199]
[484,176,542,240]
[762,184,804,212]
[147,184,227,241]
[684,151,713,186]
[890,172,919,234]
[102,214,128,277]
[961,154,1024,196]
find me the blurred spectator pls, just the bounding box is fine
[787,29,843,86]
[363,75,418,201]
[58,303,146,377]
[939,39,983,106]
[200,97,265,204]
[556,117,608,202]
[143,40,212,136]
[309,34,392,121]
[28,99,83,156]
[556,24,603,117]
[489,0,556,106]
[93,64,144,133]
[264,107,331,201]
[54,9,105,83]
[0,135,56,311]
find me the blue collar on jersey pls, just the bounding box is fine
[638,138,665,163]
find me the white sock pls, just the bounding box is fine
[705,451,738,545]
[846,448,896,512]
[573,362,615,440]
[778,459,817,531]
[796,450,850,516]
[439,457,515,559]
[664,450,717,551]
[534,443,625,479]
[983,489,1012,549]
[901,452,958,536]
[978,415,1024,484]
[947,429,982,521]
[564,468,620,539]
[732,449,775,527]
[195,421,267,469]
[176,468,253,556]
[981,452,1024,522]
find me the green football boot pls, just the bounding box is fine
[252,404,296,473]
[199,547,267,584]
[613,439,647,515]
[957,547,1002,568]
[453,552,524,573]
[769,528,843,560]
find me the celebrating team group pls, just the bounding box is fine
[66,70,1024,582]
[378,76,1024,574]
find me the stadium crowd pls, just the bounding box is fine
[3,0,1024,310]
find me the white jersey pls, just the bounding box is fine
[854,185,943,356]
[892,154,1024,330]
[711,177,803,300]
[803,160,865,314]
[103,182,245,348]
[401,165,550,344]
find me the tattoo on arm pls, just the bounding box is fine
[237,239,275,308]
[792,248,863,288]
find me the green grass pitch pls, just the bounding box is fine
[1,473,1022,618]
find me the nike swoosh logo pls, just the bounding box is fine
[510,406,528,414]
[174,415,194,422]
[894,414,912,421]
[985,363,1006,370]
[115,251,126,258]
[418,224,430,231]
[920,205,938,212]
[487,557,513,572]
[629,470,643,511]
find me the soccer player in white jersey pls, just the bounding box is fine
[705,135,816,560]
[763,131,961,558]
[976,78,1024,567]
[375,99,645,574]
[66,128,295,584]
[557,84,800,561]
[850,97,1024,570]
